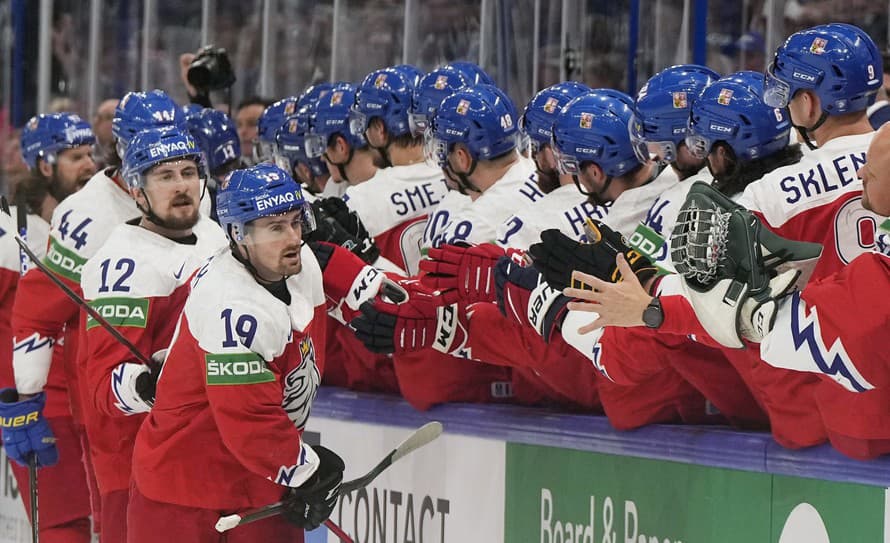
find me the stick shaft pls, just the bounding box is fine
[29,455,38,543]
[324,519,354,543]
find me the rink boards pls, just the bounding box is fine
[1,388,889,542]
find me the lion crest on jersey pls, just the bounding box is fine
[810,37,827,55]
[579,112,593,129]
[281,336,320,430]
[672,91,688,109]
[717,89,733,106]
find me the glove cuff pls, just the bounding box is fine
[111,363,154,415]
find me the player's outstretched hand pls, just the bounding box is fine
[0,389,58,467]
[564,254,653,333]
[419,243,505,304]
[349,281,465,355]
[282,445,344,531]
[494,257,569,342]
[529,223,657,290]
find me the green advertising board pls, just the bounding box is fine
[505,443,885,543]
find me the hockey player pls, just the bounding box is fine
[7,89,184,543]
[186,108,243,222]
[345,66,448,274]
[130,164,345,542]
[0,114,95,542]
[275,105,331,196]
[745,23,884,280]
[78,126,226,542]
[18,113,97,220]
[494,82,605,250]
[305,83,380,188]
[627,64,718,270]
[254,96,300,165]
[411,67,474,251]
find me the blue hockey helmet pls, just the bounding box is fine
[410,67,471,136]
[426,84,519,169]
[185,108,241,174]
[254,96,300,163]
[551,89,642,178]
[350,67,414,138]
[392,64,425,88]
[686,71,791,162]
[20,113,96,169]
[297,82,335,109]
[122,126,206,189]
[631,64,719,163]
[304,83,366,159]
[763,23,882,114]
[275,105,328,178]
[520,81,592,154]
[112,90,185,150]
[445,61,496,86]
[217,162,315,243]
[181,103,204,119]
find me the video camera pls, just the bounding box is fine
[187,45,236,92]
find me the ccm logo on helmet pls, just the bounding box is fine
[148,140,194,158]
[255,191,302,211]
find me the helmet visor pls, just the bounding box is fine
[763,62,792,108]
[552,144,581,175]
[684,131,712,160]
[304,133,328,159]
[408,112,431,136]
[252,139,277,164]
[348,108,368,137]
[423,129,449,169]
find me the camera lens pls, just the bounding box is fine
[188,59,215,90]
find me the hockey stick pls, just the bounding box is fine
[11,233,154,368]
[2,198,41,543]
[28,455,38,543]
[214,421,444,533]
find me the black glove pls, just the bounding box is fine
[281,445,345,531]
[306,198,380,264]
[528,223,658,290]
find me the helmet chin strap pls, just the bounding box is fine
[444,158,482,195]
[368,132,393,168]
[323,144,355,183]
[791,108,828,151]
[572,172,613,207]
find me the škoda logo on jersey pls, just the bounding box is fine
[86,298,149,329]
[205,352,275,385]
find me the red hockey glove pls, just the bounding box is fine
[349,281,467,355]
[419,243,507,304]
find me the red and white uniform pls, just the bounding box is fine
[737,132,880,281]
[12,169,138,421]
[326,164,448,394]
[343,162,448,274]
[759,252,890,458]
[396,159,543,410]
[495,183,607,249]
[80,217,225,490]
[599,165,679,237]
[131,246,327,543]
[0,209,92,542]
[11,169,137,540]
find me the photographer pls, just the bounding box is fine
[179,45,237,110]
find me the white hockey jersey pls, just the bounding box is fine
[736,132,880,280]
[495,183,608,249]
[343,162,448,274]
[424,158,544,247]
